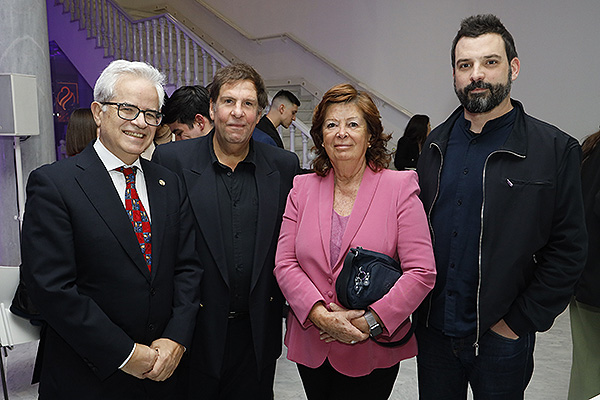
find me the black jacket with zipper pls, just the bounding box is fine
[417,99,587,342]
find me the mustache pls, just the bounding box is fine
[464,81,493,92]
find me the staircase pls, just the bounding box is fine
[48,0,315,167]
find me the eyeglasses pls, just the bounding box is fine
[102,102,163,126]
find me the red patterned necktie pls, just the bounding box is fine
[118,167,152,271]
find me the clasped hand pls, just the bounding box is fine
[308,302,370,345]
[121,338,185,381]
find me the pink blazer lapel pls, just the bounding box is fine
[318,172,335,269]
[333,167,383,270]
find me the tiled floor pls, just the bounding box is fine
[1,310,573,399]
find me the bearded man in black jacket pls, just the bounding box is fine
[416,14,587,399]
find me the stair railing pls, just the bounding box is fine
[55,0,315,168]
[57,0,229,87]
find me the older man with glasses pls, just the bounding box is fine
[21,59,203,400]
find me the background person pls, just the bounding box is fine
[162,85,213,140]
[393,114,430,170]
[254,89,300,148]
[568,128,600,400]
[65,108,97,156]
[274,83,436,400]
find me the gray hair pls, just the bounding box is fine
[94,60,165,108]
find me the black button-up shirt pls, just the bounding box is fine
[429,108,515,337]
[210,139,258,313]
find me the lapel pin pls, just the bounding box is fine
[159,179,166,186]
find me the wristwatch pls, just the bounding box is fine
[364,310,383,337]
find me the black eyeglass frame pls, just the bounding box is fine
[101,102,163,126]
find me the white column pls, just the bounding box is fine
[0,0,55,265]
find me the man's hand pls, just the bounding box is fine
[143,338,185,381]
[121,344,158,379]
[490,319,519,339]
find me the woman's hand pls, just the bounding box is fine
[308,302,369,344]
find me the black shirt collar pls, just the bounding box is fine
[460,107,517,138]
[208,130,257,170]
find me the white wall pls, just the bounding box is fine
[120,0,600,142]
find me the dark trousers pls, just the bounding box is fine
[416,324,535,400]
[186,316,276,400]
[297,358,400,400]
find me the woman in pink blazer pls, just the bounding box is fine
[274,84,436,400]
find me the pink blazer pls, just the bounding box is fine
[274,167,436,377]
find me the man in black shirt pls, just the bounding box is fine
[153,63,300,399]
[254,89,300,148]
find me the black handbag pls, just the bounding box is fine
[335,247,416,347]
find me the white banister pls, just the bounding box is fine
[95,0,101,47]
[160,18,166,72]
[145,21,151,65]
[112,4,118,58]
[202,49,208,86]
[193,44,199,85]
[54,0,314,169]
[289,125,295,153]
[168,21,174,84]
[175,27,182,88]
[184,35,190,85]
[152,19,158,68]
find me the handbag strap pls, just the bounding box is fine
[369,313,417,347]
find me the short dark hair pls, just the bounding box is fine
[451,14,518,67]
[162,85,210,126]
[209,63,268,112]
[310,83,391,176]
[272,90,300,107]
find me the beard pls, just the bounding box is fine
[454,68,512,113]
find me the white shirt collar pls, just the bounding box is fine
[93,139,143,172]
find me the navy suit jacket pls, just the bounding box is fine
[152,132,300,378]
[21,144,203,400]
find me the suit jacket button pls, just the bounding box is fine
[269,297,274,302]
[327,291,333,298]
[150,288,156,296]
[148,324,155,331]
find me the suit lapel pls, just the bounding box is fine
[333,167,382,271]
[74,146,151,282]
[142,159,168,282]
[184,140,229,285]
[250,149,280,291]
[318,172,335,270]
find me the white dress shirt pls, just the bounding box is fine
[92,138,151,368]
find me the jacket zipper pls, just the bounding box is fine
[474,149,525,356]
[424,142,444,328]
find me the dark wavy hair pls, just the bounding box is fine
[451,14,518,68]
[209,63,268,112]
[310,83,392,176]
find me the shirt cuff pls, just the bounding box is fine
[119,343,136,370]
